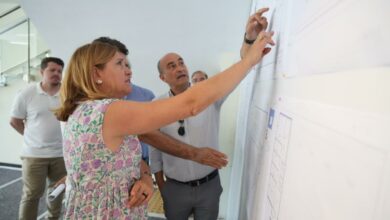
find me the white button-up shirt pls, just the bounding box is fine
[149,91,225,182]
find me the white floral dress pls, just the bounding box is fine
[63,99,146,220]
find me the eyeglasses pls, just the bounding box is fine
[178,120,185,136]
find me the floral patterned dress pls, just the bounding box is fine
[62,99,146,220]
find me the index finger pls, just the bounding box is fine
[128,183,143,207]
[255,7,269,16]
[209,152,228,167]
[209,149,227,159]
[130,182,142,197]
[54,176,66,188]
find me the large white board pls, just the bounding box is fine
[228,0,390,219]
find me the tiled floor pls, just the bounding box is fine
[0,166,165,220]
[0,166,48,220]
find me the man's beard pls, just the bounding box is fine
[50,81,61,87]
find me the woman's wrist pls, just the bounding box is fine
[141,170,152,177]
[140,171,153,185]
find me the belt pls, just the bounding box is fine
[167,170,219,187]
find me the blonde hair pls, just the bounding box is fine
[54,42,118,121]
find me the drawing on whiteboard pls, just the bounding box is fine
[265,113,292,220]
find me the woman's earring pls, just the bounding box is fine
[96,79,103,84]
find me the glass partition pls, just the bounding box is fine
[0,6,50,87]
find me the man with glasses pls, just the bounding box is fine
[150,52,226,220]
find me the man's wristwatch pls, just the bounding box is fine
[244,33,255,45]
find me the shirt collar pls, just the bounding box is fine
[169,83,191,97]
[36,82,59,97]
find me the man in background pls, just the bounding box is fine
[10,57,66,220]
[191,70,208,84]
[125,83,155,163]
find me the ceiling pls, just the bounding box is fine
[19,0,252,94]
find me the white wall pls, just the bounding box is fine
[230,0,390,219]
[0,68,42,164]
[0,79,28,164]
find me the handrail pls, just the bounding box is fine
[0,5,21,19]
[0,18,28,35]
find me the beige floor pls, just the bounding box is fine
[148,188,165,215]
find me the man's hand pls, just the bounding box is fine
[141,131,228,168]
[9,117,25,135]
[245,7,270,41]
[154,171,165,192]
[193,147,228,169]
[54,175,66,188]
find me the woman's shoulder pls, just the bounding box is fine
[72,98,119,118]
[68,98,120,127]
[83,98,119,109]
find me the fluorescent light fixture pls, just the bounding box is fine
[10,41,27,45]
[16,33,36,37]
